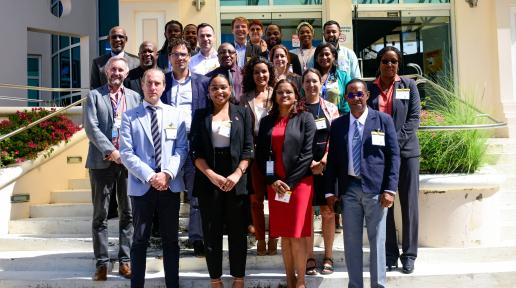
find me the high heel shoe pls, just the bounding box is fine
[267,238,278,255]
[256,239,267,256]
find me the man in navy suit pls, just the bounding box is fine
[161,38,209,257]
[326,79,400,288]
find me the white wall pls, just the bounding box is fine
[0,0,97,106]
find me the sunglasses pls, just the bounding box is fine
[347,91,365,99]
[381,59,398,65]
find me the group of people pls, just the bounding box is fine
[84,16,421,288]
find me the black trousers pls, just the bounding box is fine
[198,148,248,279]
[130,188,180,288]
[386,156,419,263]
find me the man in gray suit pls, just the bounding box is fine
[90,26,139,89]
[84,57,140,281]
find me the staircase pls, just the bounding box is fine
[1,140,516,287]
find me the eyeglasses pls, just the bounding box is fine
[218,49,237,55]
[381,59,398,65]
[347,91,365,99]
[170,52,189,58]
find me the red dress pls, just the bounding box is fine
[267,116,313,238]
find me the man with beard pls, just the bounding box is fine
[189,23,219,75]
[264,24,303,76]
[157,20,183,71]
[84,57,141,281]
[323,20,361,79]
[206,43,243,103]
[125,41,158,97]
[90,26,139,89]
[184,24,200,56]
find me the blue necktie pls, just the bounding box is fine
[352,120,361,176]
[147,106,161,169]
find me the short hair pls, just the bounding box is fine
[376,46,402,76]
[142,68,166,85]
[231,16,249,29]
[313,43,339,74]
[323,20,341,31]
[184,24,197,32]
[265,24,282,34]
[242,57,275,94]
[104,57,129,76]
[197,22,214,34]
[249,19,264,30]
[164,20,183,32]
[270,79,305,118]
[269,44,291,66]
[167,38,192,55]
[344,78,368,94]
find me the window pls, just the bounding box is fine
[27,55,41,107]
[50,0,63,17]
[98,0,119,56]
[51,35,81,106]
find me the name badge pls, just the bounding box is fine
[218,122,231,138]
[111,128,119,139]
[315,118,327,130]
[275,191,292,203]
[371,131,385,146]
[165,126,177,140]
[113,118,122,129]
[266,160,274,176]
[395,88,410,100]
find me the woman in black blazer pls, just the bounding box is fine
[190,74,254,288]
[256,79,316,288]
[367,46,421,274]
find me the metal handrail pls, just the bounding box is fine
[0,97,85,142]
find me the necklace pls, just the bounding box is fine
[299,47,314,71]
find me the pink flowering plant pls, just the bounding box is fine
[0,108,81,167]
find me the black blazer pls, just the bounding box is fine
[326,109,400,196]
[161,72,209,119]
[245,43,262,65]
[367,77,421,158]
[190,103,254,196]
[90,52,139,89]
[255,111,316,188]
[289,52,303,76]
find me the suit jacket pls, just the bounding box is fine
[289,52,303,76]
[119,103,188,196]
[157,48,168,71]
[124,66,145,98]
[84,85,141,169]
[367,76,421,158]
[190,103,254,197]
[245,43,262,66]
[161,72,209,122]
[255,111,316,188]
[90,52,139,89]
[326,108,400,196]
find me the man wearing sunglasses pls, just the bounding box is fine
[326,78,400,288]
[161,38,210,257]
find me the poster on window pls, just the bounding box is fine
[424,49,443,73]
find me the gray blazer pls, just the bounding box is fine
[84,85,141,169]
[90,52,139,89]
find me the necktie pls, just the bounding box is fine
[147,106,161,169]
[352,120,361,176]
[228,69,236,100]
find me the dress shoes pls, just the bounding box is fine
[193,240,206,257]
[119,262,132,279]
[386,259,398,272]
[93,265,107,281]
[401,258,415,274]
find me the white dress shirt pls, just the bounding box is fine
[189,50,219,75]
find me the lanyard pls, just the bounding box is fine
[112,92,125,118]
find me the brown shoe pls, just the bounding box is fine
[267,238,278,256]
[93,265,107,281]
[119,262,132,279]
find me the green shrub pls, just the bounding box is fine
[0,108,81,167]
[418,80,490,174]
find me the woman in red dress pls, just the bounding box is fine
[256,79,316,288]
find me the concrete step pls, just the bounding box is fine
[28,203,190,218]
[8,217,189,235]
[486,138,516,154]
[0,261,516,288]
[485,152,516,165]
[68,179,90,190]
[51,189,91,204]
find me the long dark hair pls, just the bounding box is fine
[242,57,276,94]
[375,46,402,77]
[270,79,305,118]
[313,43,338,75]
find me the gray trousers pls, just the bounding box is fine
[90,163,133,267]
[342,178,387,288]
[184,156,203,242]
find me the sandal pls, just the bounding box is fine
[232,277,244,288]
[306,257,318,275]
[211,278,224,288]
[256,240,267,256]
[321,257,334,275]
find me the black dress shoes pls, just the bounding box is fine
[401,258,415,274]
[193,240,205,258]
[386,263,398,272]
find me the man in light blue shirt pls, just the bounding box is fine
[323,20,362,79]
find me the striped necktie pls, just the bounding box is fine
[147,106,161,169]
[352,120,361,176]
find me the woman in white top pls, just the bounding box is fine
[241,57,278,256]
[290,22,316,73]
